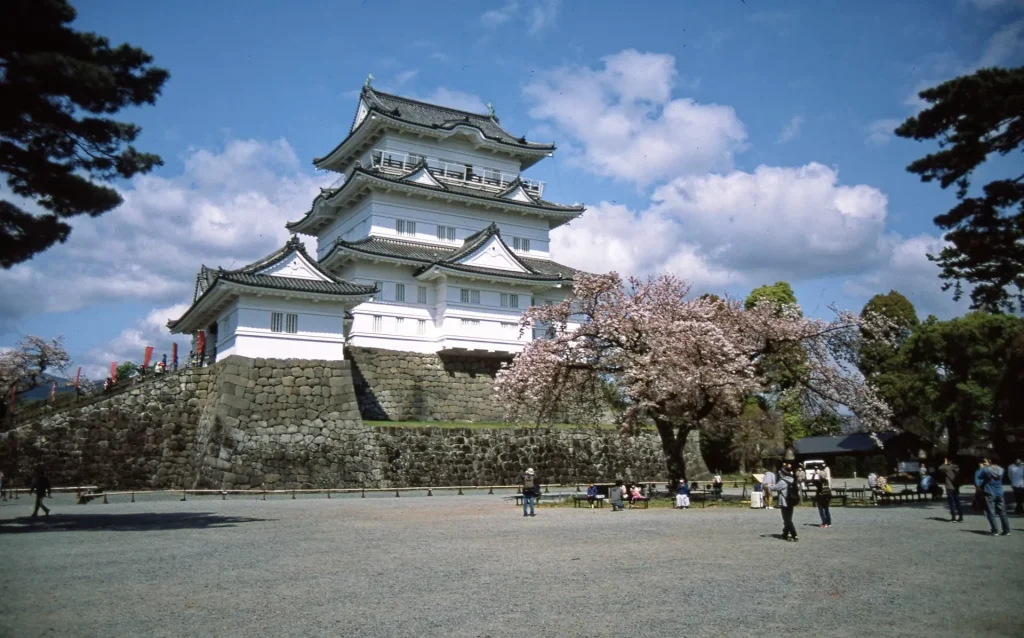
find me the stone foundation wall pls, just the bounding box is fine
[1,354,710,489]
[347,347,510,422]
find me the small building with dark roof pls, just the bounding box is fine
[167,237,374,362]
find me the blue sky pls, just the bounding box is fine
[2,0,1022,378]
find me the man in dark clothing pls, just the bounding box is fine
[521,468,538,517]
[938,458,963,522]
[31,466,51,519]
[769,465,799,541]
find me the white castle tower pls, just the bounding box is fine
[170,79,584,361]
[286,80,585,355]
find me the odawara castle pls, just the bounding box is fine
[169,77,586,363]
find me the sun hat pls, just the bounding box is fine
[526,468,535,474]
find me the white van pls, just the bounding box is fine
[801,460,827,485]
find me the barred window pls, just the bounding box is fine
[396,219,416,236]
[500,293,519,308]
[270,312,283,333]
[395,317,405,331]
[460,288,480,304]
[437,225,456,242]
[513,237,530,253]
[374,281,384,301]
[417,286,427,304]
[395,283,406,302]
[372,316,383,333]
[285,314,298,334]
[417,319,427,336]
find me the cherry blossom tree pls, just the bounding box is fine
[495,273,891,484]
[0,335,71,421]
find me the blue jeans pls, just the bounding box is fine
[522,494,535,516]
[946,487,963,519]
[984,493,1010,534]
[817,503,831,525]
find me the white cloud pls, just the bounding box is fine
[864,118,902,146]
[414,88,488,113]
[528,0,561,35]
[524,50,747,186]
[977,18,1024,68]
[843,234,973,320]
[429,52,449,63]
[962,0,1024,9]
[481,2,519,28]
[776,115,804,143]
[393,69,419,87]
[0,139,326,331]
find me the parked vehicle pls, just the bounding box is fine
[801,460,827,485]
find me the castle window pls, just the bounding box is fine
[437,225,456,242]
[513,237,530,253]
[500,293,519,309]
[372,316,383,333]
[285,314,298,334]
[460,288,481,305]
[417,319,427,336]
[374,281,384,301]
[270,312,283,333]
[396,219,416,237]
[417,286,428,304]
[395,283,406,302]
[395,317,405,332]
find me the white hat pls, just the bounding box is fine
[526,468,535,474]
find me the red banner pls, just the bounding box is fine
[74,367,81,390]
[196,331,206,362]
[143,346,154,369]
[50,381,57,405]
[171,342,178,370]
[110,361,118,383]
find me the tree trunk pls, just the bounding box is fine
[655,418,689,487]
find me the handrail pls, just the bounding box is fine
[367,148,545,197]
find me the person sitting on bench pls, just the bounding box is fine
[586,483,599,508]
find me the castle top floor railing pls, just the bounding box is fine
[365,149,545,198]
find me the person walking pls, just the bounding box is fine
[762,467,775,510]
[30,466,51,519]
[769,465,800,542]
[938,458,963,522]
[1008,458,1024,516]
[521,468,538,518]
[812,472,832,528]
[675,479,690,510]
[975,457,1010,536]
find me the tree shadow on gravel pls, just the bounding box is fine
[0,512,272,534]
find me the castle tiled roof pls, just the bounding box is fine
[169,237,375,331]
[322,224,579,283]
[286,165,583,234]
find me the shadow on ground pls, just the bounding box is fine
[0,512,271,534]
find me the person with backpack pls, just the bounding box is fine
[521,468,539,518]
[769,464,800,541]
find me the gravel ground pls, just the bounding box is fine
[1,493,1021,638]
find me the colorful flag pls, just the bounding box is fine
[50,381,57,405]
[172,343,178,370]
[196,331,206,364]
[143,346,154,369]
[74,367,81,390]
[111,361,118,383]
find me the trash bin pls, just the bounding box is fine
[750,490,763,508]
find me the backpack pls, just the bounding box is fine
[786,477,801,506]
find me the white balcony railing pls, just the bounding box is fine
[367,149,545,198]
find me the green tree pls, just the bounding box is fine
[115,361,138,383]
[894,66,1024,313]
[1,0,169,267]
[904,312,1024,456]
[857,291,939,444]
[993,331,1024,456]
[744,281,799,313]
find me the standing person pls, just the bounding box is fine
[521,468,538,518]
[938,458,964,522]
[812,472,832,528]
[675,479,690,509]
[762,467,775,510]
[0,470,6,501]
[712,471,723,495]
[769,465,800,542]
[610,480,626,512]
[976,458,1010,536]
[1008,458,1024,516]
[820,462,832,487]
[30,466,51,519]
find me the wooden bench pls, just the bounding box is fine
[573,494,605,508]
[627,497,649,509]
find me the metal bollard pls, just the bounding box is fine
[427,488,433,496]
[181,490,186,502]
[262,490,266,501]
[395,489,400,497]
[361,487,365,498]
[488,486,494,495]
[103,494,108,504]
[327,490,331,499]
[458,486,464,495]
[222,491,226,500]
[291,489,296,500]
[131,492,135,503]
